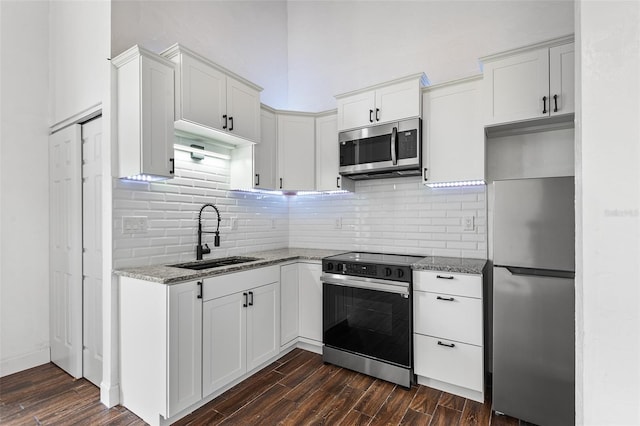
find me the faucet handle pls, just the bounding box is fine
[202,243,211,255]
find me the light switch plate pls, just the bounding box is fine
[463,215,475,231]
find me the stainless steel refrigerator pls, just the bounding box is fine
[492,177,575,426]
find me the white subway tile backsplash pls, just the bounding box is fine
[289,177,487,258]
[114,158,487,267]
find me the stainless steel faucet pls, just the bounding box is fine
[196,203,221,260]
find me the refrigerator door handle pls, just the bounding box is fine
[504,266,575,279]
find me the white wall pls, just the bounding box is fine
[286,1,574,111]
[0,0,51,377]
[289,178,487,259]
[111,0,290,109]
[49,0,110,125]
[576,1,640,424]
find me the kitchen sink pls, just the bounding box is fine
[170,256,260,270]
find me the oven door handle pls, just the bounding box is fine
[321,273,409,296]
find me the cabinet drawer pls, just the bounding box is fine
[413,270,482,298]
[203,266,279,301]
[414,334,483,392]
[414,291,482,346]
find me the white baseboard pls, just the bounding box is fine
[0,347,50,378]
[296,338,322,354]
[416,375,484,403]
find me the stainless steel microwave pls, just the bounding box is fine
[338,118,421,180]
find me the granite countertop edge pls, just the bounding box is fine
[114,248,487,284]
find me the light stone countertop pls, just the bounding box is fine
[114,247,487,285]
[113,248,347,284]
[412,256,487,274]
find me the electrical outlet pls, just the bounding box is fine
[122,216,148,234]
[335,217,342,229]
[463,215,475,231]
[231,217,238,230]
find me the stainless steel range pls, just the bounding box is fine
[321,251,423,388]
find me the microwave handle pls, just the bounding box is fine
[391,127,398,165]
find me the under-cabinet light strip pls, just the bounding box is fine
[426,180,486,188]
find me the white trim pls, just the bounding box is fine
[416,375,484,403]
[49,104,102,134]
[0,348,50,378]
[335,72,430,99]
[479,34,575,63]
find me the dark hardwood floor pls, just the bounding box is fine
[0,349,525,425]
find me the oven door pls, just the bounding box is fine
[322,275,412,368]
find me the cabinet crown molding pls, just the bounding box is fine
[479,34,574,64]
[111,44,175,69]
[161,43,263,92]
[422,74,483,93]
[335,72,429,100]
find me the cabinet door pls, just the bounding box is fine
[255,107,277,189]
[483,48,550,125]
[375,80,421,124]
[550,43,575,116]
[246,283,280,371]
[168,281,202,416]
[178,53,226,131]
[277,114,315,191]
[315,113,353,192]
[280,264,299,346]
[140,54,175,178]
[202,292,246,397]
[226,76,261,142]
[424,79,484,184]
[337,90,375,131]
[298,263,323,343]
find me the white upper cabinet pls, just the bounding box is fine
[315,112,355,192]
[422,77,484,185]
[277,112,316,191]
[481,37,574,126]
[255,106,278,189]
[112,45,175,180]
[335,73,429,131]
[162,44,262,145]
[549,43,575,117]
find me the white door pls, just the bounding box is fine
[337,90,375,131]
[298,263,323,343]
[375,80,421,124]
[202,292,246,397]
[549,43,575,116]
[280,264,299,346]
[168,281,203,416]
[81,117,103,386]
[50,124,83,378]
[179,52,226,131]
[226,76,260,142]
[246,283,280,370]
[277,114,315,191]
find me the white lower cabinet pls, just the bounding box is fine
[413,270,484,402]
[120,266,280,426]
[120,278,202,425]
[298,262,323,344]
[280,263,300,347]
[202,269,280,398]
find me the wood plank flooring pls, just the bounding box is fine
[0,349,527,425]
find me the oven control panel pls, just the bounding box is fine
[322,260,412,283]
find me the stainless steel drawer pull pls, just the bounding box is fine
[437,341,455,348]
[436,296,455,301]
[436,275,454,280]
